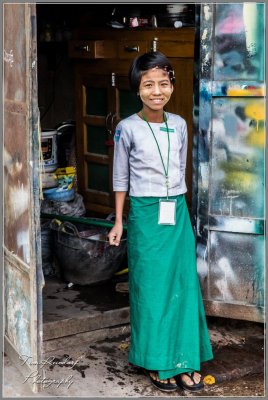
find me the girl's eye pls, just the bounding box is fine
[145,84,152,87]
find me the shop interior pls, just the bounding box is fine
[37,4,198,351]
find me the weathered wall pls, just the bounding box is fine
[4,5,31,263]
[4,4,42,392]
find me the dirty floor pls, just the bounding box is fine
[4,318,264,397]
[42,276,130,351]
[43,276,129,323]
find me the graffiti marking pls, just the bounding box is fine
[4,49,14,68]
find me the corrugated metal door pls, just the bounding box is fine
[195,3,265,322]
[4,4,43,392]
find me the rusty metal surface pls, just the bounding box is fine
[194,4,265,321]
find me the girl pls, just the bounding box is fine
[108,51,213,392]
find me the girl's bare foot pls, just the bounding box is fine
[149,371,176,384]
[176,371,204,391]
[180,371,201,386]
[149,371,178,392]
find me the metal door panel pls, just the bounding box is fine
[210,97,265,219]
[195,4,265,322]
[208,231,264,305]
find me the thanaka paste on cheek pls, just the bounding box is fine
[139,86,173,104]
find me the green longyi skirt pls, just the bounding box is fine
[127,194,213,380]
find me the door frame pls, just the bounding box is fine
[3,3,44,392]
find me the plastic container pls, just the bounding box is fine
[41,171,58,189]
[43,167,76,201]
[50,218,127,285]
[41,129,58,172]
[43,186,75,201]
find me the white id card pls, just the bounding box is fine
[158,199,177,225]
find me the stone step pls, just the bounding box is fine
[42,276,130,351]
[43,323,131,353]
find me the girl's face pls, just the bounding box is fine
[137,68,174,112]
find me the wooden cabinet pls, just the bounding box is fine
[71,28,195,216]
[69,40,117,59]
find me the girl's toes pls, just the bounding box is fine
[169,378,176,384]
[150,372,157,381]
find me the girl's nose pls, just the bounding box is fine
[152,83,161,94]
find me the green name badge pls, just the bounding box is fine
[160,127,175,132]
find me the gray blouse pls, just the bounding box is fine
[113,112,188,197]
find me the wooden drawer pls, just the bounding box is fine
[69,40,117,59]
[157,40,194,58]
[117,40,147,59]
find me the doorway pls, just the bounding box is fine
[36,3,198,352]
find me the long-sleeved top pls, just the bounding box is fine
[113,112,188,197]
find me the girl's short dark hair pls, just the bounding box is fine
[129,51,175,93]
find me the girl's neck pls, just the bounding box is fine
[139,108,165,123]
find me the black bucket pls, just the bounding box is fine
[41,219,55,276]
[50,218,127,285]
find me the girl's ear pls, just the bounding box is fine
[170,85,174,94]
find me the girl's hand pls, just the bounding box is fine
[108,222,123,246]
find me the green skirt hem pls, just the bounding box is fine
[129,345,213,377]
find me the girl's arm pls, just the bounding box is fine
[108,191,127,246]
[109,122,130,246]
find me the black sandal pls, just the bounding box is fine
[176,372,204,391]
[149,372,178,392]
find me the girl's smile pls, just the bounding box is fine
[137,69,173,116]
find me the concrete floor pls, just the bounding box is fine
[43,276,130,352]
[4,317,264,397]
[43,277,130,324]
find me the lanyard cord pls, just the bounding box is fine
[141,109,170,199]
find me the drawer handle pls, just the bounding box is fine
[74,45,90,52]
[124,45,139,52]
